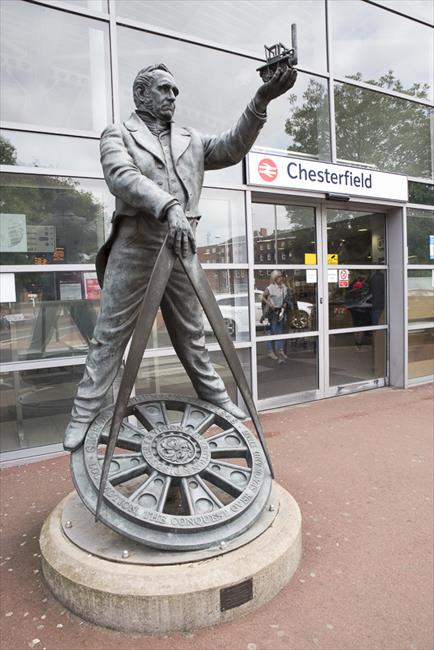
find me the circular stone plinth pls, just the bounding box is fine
[40,482,302,634]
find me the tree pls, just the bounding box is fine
[285,71,432,178]
[0,135,17,165]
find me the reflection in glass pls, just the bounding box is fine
[135,349,250,404]
[254,270,317,335]
[408,329,434,379]
[252,203,316,265]
[0,1,111,131]
[373,0,434,24]
[327,210,386,265]
[407,209,434,264]
[116,0,327,72]
[196,188,246,264]
[328,270,386,330]
[335,82,432,179]
[258,72,330,159]
[0,174,112,265]
[331,0,433,102]
[408,271,434,323]
[66,0,107,10]
[117,28,330,160]
[144,269,249,349]
[329,331,386,386]
[408,182,434,207]
[0,131,101,175]
[257,338,318,400]
[0,365,85,453]
[0,271,101,363]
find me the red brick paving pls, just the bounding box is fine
[0,384,433,650]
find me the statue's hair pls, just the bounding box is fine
[133,63,173,107]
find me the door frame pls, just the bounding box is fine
[248,191,406,411]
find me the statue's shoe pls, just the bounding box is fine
[207,397,247,420]
[63,420,90,452]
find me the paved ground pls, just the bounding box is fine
[0,384,433,650]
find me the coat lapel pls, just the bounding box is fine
[171,126,191,163]
[124,112,165,165]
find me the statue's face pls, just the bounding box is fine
[138,70,179,122]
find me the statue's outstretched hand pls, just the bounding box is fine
[255,65,297,112]
[166,204,197,258]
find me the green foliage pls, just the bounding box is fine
[0,135,17,165]
[285,71,432,178]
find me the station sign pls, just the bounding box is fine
[247,152,408,202]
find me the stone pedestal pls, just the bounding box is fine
[40,482,302,634]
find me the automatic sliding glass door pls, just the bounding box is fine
[251,198,389,409]
[323,207,388,396]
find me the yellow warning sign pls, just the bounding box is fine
[304,253,317,265]
[328,253,339,265]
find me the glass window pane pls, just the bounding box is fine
[408,271,434,323]
[252,203,316,265]
[0,271,101,363]
[329,270,387,330]
[0,131,101,175]
[135,348,251,404]
[254,269,317,336]
[0,2,111,131]
[196,189,246,264]
[335,82,432,179]
[407,208,434,264]
[408,329,434,379]
[117,28,330,161]
[373,1,434,24]
[327,210,386,265]
[257,72,331,159]
[116,0,327,73]
[0,365,85,453]
[408,182,434,206]
[143,269,250,350]
[0,174,113,265]
[47,1,108,10]
[257,337,319,400]
[329,330,387,386]
[331,0,433,102]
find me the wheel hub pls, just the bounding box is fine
[142,426,211,477]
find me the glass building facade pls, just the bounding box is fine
[0,0,433,461]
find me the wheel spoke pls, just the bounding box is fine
[181,404,214,434]
[99,425,142,451]
[202,460,249,498]
[179,477,195,515]
[178,475,224,515]
[207,428,248,458]
[128,471,171,512]
[134,401,169,428]
[109,462,149,486]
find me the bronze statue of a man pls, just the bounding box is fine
[63,61,297,451]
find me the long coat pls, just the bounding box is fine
[95,103,266,286]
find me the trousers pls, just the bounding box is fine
[70,215,228,424]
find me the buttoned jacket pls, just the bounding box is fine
[96,102,266,284]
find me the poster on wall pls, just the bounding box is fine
[83,272,101,300]
[429,235,434,260]
[338,269,349,288]
[0,214,27,253]
[59,283,82,301]
[0,273,17,302]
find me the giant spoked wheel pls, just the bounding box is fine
[71,394,272,550]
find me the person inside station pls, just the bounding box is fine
[261,270,290,364]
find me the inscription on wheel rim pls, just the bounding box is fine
[71,394,272,550]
